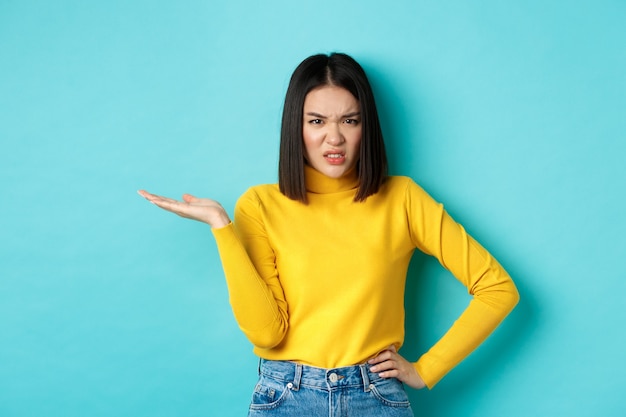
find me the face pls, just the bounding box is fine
[302,85,362,179]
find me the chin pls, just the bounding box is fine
[324,172,344,179]
[308,159,356,179]
[323,167,351,179]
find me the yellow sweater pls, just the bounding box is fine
[212,166,519,388]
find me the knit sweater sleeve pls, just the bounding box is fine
[405,180,519,388]
[211,188,288,349]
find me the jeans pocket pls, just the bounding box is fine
[368,378,411,408]
[249,375,293,411]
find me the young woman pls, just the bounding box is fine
[139,53,519,416]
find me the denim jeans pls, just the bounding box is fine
[247,359,414,417]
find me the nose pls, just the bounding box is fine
[324,123,345,146]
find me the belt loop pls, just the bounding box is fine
[360,364,371,392]
[292,363,302,391]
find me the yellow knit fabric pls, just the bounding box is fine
[212,166,519,388]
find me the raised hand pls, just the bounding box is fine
[137,190,231,229]
[368,345,426,389]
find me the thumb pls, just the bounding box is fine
[182,193,197,203]
[388,344,397,353]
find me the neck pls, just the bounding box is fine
[304,165,359,194]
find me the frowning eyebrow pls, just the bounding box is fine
[305,111,361,118]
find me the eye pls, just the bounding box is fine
[344,118,360,125]
[308,119,323,125]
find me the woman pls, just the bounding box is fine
[139,53,519,416]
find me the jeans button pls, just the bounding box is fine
[329,372,338,383]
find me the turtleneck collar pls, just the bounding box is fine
[304,164,359,194]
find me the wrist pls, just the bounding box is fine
[209,212,231,229]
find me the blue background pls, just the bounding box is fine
[1,1,624,416]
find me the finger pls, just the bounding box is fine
[368,351,390,365]
[138,189,154,199]
[372,359,398,372]
[149,194,183,205]
[153,198,190,212]
[145,195,194,216]
[378,368,401,379]
[368,345,398,365]
[138,190,174,203]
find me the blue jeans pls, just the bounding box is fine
[248,359,414,417]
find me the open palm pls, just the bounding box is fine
[138,190,230,228]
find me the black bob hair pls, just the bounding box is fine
[278,52,388,203]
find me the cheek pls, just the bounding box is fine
[302,128,321,149]
[302,133,315,160]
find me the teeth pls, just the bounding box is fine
[326,154,343,158]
